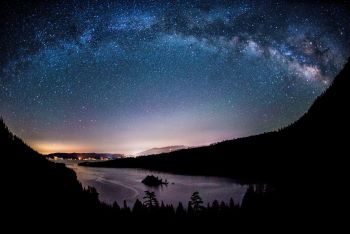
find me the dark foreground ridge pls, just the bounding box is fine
[0,119,110,223]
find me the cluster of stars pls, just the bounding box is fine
[0,0,349,154]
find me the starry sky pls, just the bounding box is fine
[0,0,349,155]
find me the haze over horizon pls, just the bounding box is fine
[1,0,349,155]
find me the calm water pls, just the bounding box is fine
[65,161,248,207]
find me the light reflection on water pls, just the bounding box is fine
[64,161,248,207]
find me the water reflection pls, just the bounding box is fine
[65,161,248,206]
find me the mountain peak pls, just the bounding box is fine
[136,145,187,156]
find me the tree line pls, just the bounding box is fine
[91,184,281,231]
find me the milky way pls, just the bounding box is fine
[0,0,349,154]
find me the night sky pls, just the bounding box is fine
[0,0,349,155]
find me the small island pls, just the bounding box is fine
[142,175,168,187]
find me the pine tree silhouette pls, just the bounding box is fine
[176,202,185,216]
[143,191,159,208]
[132,199,144,215]
[190,191,204,213]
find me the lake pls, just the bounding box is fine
[65,161,248,207]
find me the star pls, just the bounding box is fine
[0,0,349,154]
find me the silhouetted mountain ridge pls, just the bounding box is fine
[82,58,350,185]
[0,119,110,222]
[136,145,187,156]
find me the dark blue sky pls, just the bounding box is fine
[0,0,349,154]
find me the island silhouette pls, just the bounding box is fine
[142,175,169,186]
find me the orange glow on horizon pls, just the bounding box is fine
[31,141,88,155]
[28,130,237,155]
